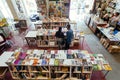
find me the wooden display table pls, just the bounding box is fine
[25,29,80,47]
[96,27,120,49]
[95,26,120,53]
[6,49,112,80]
[97,27,120,42]
[87,15,120,53]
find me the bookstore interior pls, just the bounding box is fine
[0,0,120,80]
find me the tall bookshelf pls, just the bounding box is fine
[62,0,70,18]
[36,0,71,18]
[36,0,47,17]
[41,17,69,29]
[49,0,70,18]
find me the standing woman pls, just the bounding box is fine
[55,27,65,49]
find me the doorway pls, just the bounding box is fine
[69,0,94,21]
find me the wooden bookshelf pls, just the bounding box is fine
[48,0,70,17]
[36,0,47,16]
[35,0,70,18]
[41,17,70,29]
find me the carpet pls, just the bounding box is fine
[91,71,106,80]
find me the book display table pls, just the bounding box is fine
[95,27,120,53]
[87,15,107,33]
[6,49,112,80]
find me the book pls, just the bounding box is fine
[6,57,15,64]
[19,52,27,60]
[49,59,55,65]
[72,53,78,58]
[26,50,33,55]
[59,59,64,65]
[51,54,55,58]
[67,54,73,59]
[33,59,39,65]
[63,59,72,65]
[104,64,112,71]
[42,59,47,65]
[54,59,59,66]
[38,59,42,65]
[14,59,21,65]
[30,60,34,65]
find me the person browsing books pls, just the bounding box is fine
[65,24,74,50]
[55,27,65,49]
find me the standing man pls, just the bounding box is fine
[65,24,74,50]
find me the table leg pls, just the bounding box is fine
[104,71,109,77]
[25,38,30,47]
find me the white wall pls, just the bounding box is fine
[116,0,120,12]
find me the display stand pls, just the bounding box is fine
[6,50,94,80]
[6,49,112,80]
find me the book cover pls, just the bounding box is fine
[51,54,55,58]
[33,59,39,65]
[42,59,47,65]
[59,59,64,65]
[63,59,72,65]
[49,59,55,65]
[54,59,59,66]
[104,64,112,71]
[72,53,78,58]
[19,52,27,60]
[67,54,73,59]
[14,59,21,65]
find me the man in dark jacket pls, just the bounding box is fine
[55,27,65,49]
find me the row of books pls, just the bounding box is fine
[7,50,89,59]
[42,17,69,23]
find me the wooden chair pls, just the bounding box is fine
[0,67,8,80]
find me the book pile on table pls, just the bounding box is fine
[6,49,112,71]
